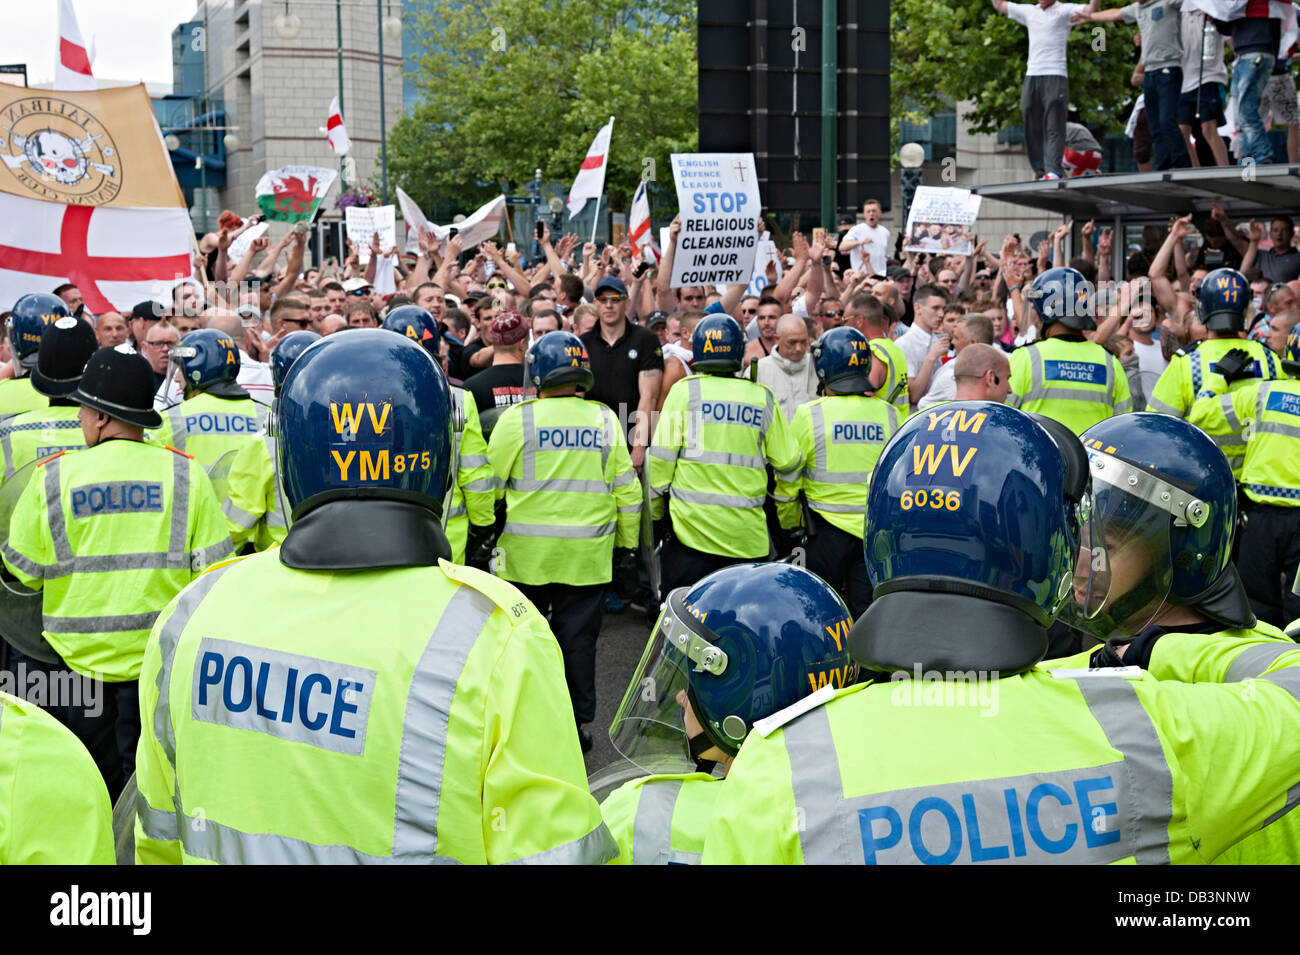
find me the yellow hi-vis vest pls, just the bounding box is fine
[133,553,616,864]
[487,396,639,587]
[156,391,267,469]
[703,632,1300,864]
[0,690,114,864]
[445,386,494,564]
[0,403,85,480]
[1198,378,1300,504]
[649,375,800,559]
[1149,337,1281,418]
[1008,336,1132,435]
[222,431,285,551]
[868,336,911,419]
[1,441,233,681]
[776,394,901,537]
[601,773,721,865]
[0,377,48,419]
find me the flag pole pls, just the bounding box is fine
[590,193,602,245]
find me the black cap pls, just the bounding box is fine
[595,275,628,297]
[31,316,98,398]
[646,310,670,328]
[70,347,163,428]
[130,300,165,322]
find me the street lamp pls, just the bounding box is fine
[273,0,302,39]
[899,142,925,237]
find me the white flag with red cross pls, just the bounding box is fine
[628,178,660,264]
[0,84,192,314]
[56,0,96,91]
[319,97,352,157]
[567,117,614,219]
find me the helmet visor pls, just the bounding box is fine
[1061,451,1187,641]
[608,588,729,775]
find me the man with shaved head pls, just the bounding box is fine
[756,313,819,422]
[953,343,1011,403]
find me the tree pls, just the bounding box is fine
[391,0,699,214]
[890,0,1138,146]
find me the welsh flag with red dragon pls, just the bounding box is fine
[255,165,337,223]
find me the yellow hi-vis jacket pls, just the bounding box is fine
[1149,337,1280,418]
[649,374,800,559]
[2,441,233,681]
[222,430,285,551]
[155,391,268,470]
[868,336,911,419]
[0,689,113,864]
[601,773,721,865]
[776,394,901,537]
[133,553,617,864]
[0,403,85,480]
[704,631,1300,864]
[1008,336,1132,435]
[487,396,639,586]
[445,386,494,564]
[1190,377,1300,497]
[0,377,47,419]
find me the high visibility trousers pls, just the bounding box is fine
[1236,500,1300,628]
[515,582,604,726]
[805,512,873,620]
[4,648,139,802]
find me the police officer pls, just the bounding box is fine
[845,294,909,419]
[1181,332,1300,626]
[703,402,1300,864]
[0,293,67,418]
[133,329,614,864]
[2,348,232,796]
[0,689,113,864]
[384,306,494,565]
[155,328,268,468]
[1008,266,1132,434]
[1151,268,1281,475]
[486,332,640,750]
[0,315,98,481]
[776,327,900,617]
[601,562,856,864]
[648,314,800,595]
[222,330,320,552]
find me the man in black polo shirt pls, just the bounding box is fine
[580,276,662,471]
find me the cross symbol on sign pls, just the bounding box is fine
[733,160,747,182]
[0,205,191,314]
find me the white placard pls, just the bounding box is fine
[227,222,268,265]
[904,186,982,256]
[668,153,761,288]
[345,204,397,265]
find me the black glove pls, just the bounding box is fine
[466,524,497,571]
[652,517,671,549]
[613,548,639,600]
[1214,349,1254,384]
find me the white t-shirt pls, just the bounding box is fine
[895,322,936,378]
[1179,9,1228,93]
[917,360,957,410]
[846,223,891,275]
[1132,338,1168,380]
[1006,2,1085,77]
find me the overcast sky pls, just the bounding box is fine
[0,1,199,89]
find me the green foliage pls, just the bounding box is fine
[891,0,1138,147]
[390,0,699,214]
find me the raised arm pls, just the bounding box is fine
[655,215,682,311]
[1211,203,1249,256]
[1148,215,1191,319]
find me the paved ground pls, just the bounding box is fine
[582,601,658,784]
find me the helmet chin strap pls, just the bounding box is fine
[688,731,717,775]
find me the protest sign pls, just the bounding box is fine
[904,186,982,256]
[345,204,397,264]
[669,153,761,288]
[227,222,268,265]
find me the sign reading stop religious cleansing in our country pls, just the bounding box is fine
[669,153,761,288]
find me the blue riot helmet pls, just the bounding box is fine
[526,330,594,392]
[691,314,745,375]
[271,330,322,395]
[277,329,452,550]
[383,305,441,358]
[171,328,240,391]
[811,326,876,394]
[8,293,70,370]
[1062,413,1250,641]
[610,563,857,774]
[1024,266,1095,332]
[1196,267,1250,333]
[852,402,1099,676]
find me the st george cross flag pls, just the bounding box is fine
[567,117,614,219]
[1182,0,1297,56]
[0,84,192,314]
[628,178,660,264]
[424,195,507,252]
[56,0,96,91]
[319,97,352,157]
